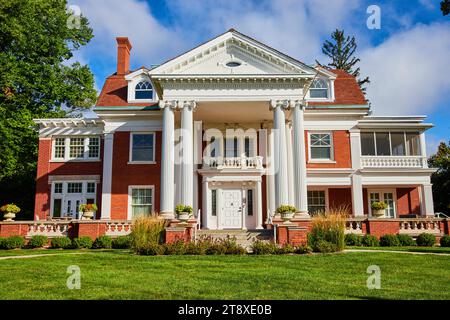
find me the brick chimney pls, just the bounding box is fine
[116,37,132,75]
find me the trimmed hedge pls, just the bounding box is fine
[361,235,379,247]
[72,237,93,249]
[93,235,112,249]
[380,234,400,247]
[440,235,450,247]
[416,233,436,247]
[51,237,72,249]
[344,234,363,246]
[0,236,25,249]
[112,236,131,249]
[396,234,415,246]
[27,235,48,248]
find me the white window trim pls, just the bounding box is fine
[127,185,155,220]
[49,180,98,218]
[127,74,158,103]
[128,132,156,164]
[51,136,101,162]
[367,188,397,218]
[306,78,334,102]
[360,131,423,157]
[307,187,329,214]
[308,131,335,163]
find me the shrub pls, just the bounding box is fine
[277,243,296,254]
[416,233,436,247]
[0,236,25,249]
[380,234,401,247]
[294,245,313,254]
[345,234,363,246]
[51,237,72,249]
[440,235,450,247]
[27,235,48,248]
[396,234,415,246]
[130,216,167,254]
[112,235,131,249]
[314,240,337,253]
[361,235,379,247]
[136,243,165,255]
[251,241,279,255]
[163,240,187,255]
[308,212,346,252]
[93,235,112,249]
[185,240,209,255]
[72,237,93,249]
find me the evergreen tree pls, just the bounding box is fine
[317,29,370,94]
[428,141,450,215]
[442,0,450,16]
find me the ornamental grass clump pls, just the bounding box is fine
[130,215,167,254]
[308,207,346,253]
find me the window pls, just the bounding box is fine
[135,81,153,100]
[54,183,63,194]
[211,190,217,216]
[52,199,62,218]
[360,132,422,156]
[67,182,83,193]
[225,137,239,157]
[87,137,100,158]
[361,132,376,156]
[369,190,396,218]
[69,138,85,158]
[310,79,328,98]
[244,137,252,157]
[54,138,65,159]
[131,188,153,217]
[131,133,155,162]
[87,182,96,194]
[247,189,253,216]
[309,133,332,160]
[53,137,100,161]
[307,190,326,215]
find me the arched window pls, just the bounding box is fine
[135,81,153,100]
[310,79,328,98]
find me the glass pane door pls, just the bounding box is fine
[383,193,395,218]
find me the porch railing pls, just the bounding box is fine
[360,156,426,168]
[345,218,365,234]
[203,156,263,170]
[27,221,70,238]
[105,221,132,237]
[398,219,442,235]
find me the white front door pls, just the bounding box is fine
[221,189,243,229]
[65,196,82,218]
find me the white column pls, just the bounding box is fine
[291,100,308,215]
[159,100,176,218]
[349,130,364,216]
[180,101,196,207]
[285,121,295,206]
[420,132,428,168]
[256,180,263,229]
[193,121,202,216]
[267,126,276,216]
[202,179,208,229]
[100,132,114,220]
[270,100,289,208]
[421,184,435,216]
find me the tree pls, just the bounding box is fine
[0,0,97,219]
[317,29,370,94]
[428,141,450,215]
[442,0,450,16]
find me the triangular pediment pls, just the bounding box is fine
[149,29,318,76]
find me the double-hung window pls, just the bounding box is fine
[130,133,155,163]
[130,187,153,218]
[309,133,333,160]
[52,136,100,161]
[307,190,326,215]
[360,132,422,156]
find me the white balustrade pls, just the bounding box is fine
[345,220,364,234]
[203,156,263,169]
[399,219,441,235]
[105,221,132,237]
[361,156,426,168]
[27,222,69,238]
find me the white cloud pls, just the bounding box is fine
[426,134,445,156]
[360,22,450,115]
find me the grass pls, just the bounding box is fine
[346,246,450,254]
[0,250,449,299]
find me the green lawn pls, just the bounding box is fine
[0,250,449,300]
[346,246,450,254]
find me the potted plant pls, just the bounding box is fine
[79,203,98,220]
[276,205,297,222]
[0,204,20,221]
[175,204,193,221]
[371,201,388,218]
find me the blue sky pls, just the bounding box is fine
[71,0,450,155]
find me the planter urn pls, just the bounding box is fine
[178,213,191,221]
[372,209,385,218]
[280,212,294,222]
[82,211,95,220]
[3,212,16,221]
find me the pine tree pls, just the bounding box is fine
[317,29,370,94]
[442,0,450,16]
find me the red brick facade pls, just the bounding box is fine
[305,130,352,168]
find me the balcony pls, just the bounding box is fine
[202,156,264,170]
[360,156,427,168]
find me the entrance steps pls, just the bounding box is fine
[195,229,274,251]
